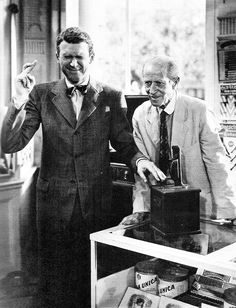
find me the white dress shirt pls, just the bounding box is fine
[65,78,89,120]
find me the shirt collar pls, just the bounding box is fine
[65,76,90,89]
[158,92,176,115]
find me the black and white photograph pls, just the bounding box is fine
[0,0,236,307]
[118,287,160,308]
[159,296,197,308]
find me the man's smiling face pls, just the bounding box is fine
[143,62,175,107]
[57,40,92,85]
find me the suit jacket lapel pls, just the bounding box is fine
[146,104,159,144]
[171,94,189,150]
[50,79,77,128]
[76,78,103,129]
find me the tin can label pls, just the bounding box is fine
[135,271,158,295]
[158,278,188,298]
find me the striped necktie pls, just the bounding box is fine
[159,107,170,174]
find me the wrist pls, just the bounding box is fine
[12,96,28,110]
[136,157,149,167]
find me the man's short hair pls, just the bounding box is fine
[56,27,95,61]
[143,55,180,84]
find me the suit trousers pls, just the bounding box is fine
[37,192,91,308]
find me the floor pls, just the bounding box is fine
[0,297,34,308]
[0,271,38,308]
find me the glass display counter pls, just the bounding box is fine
[90,220,236,308]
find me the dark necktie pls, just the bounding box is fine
[66,85,88,97]
[159,107,170,174]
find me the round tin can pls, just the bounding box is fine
[157,264,189,298]
[223,287,236,308]
[135,260,159,295]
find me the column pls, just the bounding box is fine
[205,0,220,113]
[0,181,24,277]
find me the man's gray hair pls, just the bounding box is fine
[143,55,180,83]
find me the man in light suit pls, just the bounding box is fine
[122,55,236,226]
[1,27,161,308]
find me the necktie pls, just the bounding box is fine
[66,85,87,98]
[67,86,87,120]
[159,108,170,174]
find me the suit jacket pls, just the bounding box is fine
[132,93,236,219]
[1,78,141,234]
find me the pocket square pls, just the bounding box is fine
[105,106,110,112]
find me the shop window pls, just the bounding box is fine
[90,0,206,97]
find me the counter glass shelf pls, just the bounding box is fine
[90,220,236,308]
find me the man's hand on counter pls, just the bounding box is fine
[120,212,150,226]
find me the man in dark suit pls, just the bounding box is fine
[1,27,161,307]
